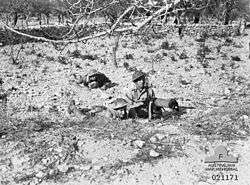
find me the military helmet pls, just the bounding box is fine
[109,98,128,110]
[132,70,146,82]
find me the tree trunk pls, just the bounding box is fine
[224,12,230,25]
[249,42,250,59]
[25,12,30,27]
[13,12,18,27]
[38,14,42,25]
[58,14,61,24]
[112,34,120,68]
[194,12,200,24]
[45,14,50,25]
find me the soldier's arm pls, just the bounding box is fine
[124,88,143,108]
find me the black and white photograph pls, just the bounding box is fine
[0,0,249,184]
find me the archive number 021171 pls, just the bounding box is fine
[212,174,238,181]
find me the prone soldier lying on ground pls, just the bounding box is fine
[125,70,180,120]
[77,69,115,90]
[67,98,128,120]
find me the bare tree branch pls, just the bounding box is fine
[109,6,135,34]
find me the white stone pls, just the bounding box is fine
[93,165,102,171]
[149,150,160,157]
[80,165,91,171]
[48,169,55,176]
[103,157,108,162]
[41,158,49,165]
[224,88,231,95]
[133,140,145,148]
[36,171,45,178]
[57,164,68,173]
[149,136,157,143]
[240,115,249,122]
[155,133,166,140]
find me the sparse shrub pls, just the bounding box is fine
[123,62,129,69]
[179,50,188,59]
[125,53,134,60]
[123,62,137,72]
[170,43,176,50]
[58,56,68,65]
[143,57,151,63]
[98,58,107,65]
[233,43,243,48]
[196,42,206,63]
[81,54,98,61]
[121,42,128,48]
[141,36,152,46]
[161,40,170,50]
[170,55,177,61]
[224,38,234,46]
[68,50,82,58]
[45,56,54,61]
[152,53,163,63]
[203,46,211,54]
[216,44,222,53]
[37,52,44,58]
[147,49,155,53]
[162,52,168,57]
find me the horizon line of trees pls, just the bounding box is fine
[0,0,249,28]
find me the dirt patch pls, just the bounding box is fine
[0,29,250,185]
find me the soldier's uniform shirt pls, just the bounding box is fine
[126,85,155,107]
[125,85,162,119]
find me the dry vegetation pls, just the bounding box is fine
[0,22,249,185]
[0,1,249,184]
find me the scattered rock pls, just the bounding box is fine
[102,157,108,162]
[36,171,46,178]
[93,164,102,171]
[240,115,249,122]
[57,164,69,173]
[149,136,157,143]
[80,165,92,171]
[48,169,56,176]
[217,99,228,107]
[155,133,166,141]
[170,55,177,61]
[41,158,49,165]
[149,149,160,157]
[224,88,231,95]
[29,178,40,185]
[179,50,188,59]
[179,79,191,85]
[133,140,145,148]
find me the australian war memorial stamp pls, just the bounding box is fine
[204,145,239,181]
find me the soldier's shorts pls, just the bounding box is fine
[128,105,162,119]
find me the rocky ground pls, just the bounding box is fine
[0,28,249,185]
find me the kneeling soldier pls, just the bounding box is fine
[125,70,180,120]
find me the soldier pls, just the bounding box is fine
[125,70,179,120]
[79,69,112,90]
[108,98,128,120]
[68,98,128,120]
